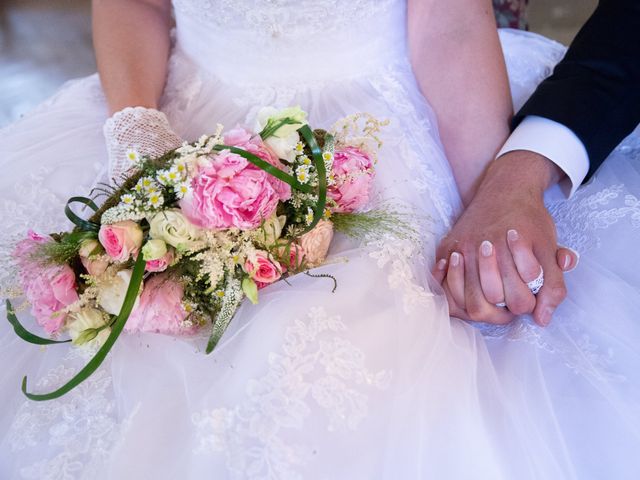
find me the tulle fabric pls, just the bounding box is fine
[0,23,639,480]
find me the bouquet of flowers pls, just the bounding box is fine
[6,107,395,401]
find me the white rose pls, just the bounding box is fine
[142,239,168,261]
[97,269,142,316]
[149,209,200,250]
[255,213,287,247]
[265,132,300,162]
[254,106,308,139]
[67,307,110,347]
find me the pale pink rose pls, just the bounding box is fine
[224,126,291,201]
[79,240,109,276]
[126,274,198,336]
[244,251,282,285]
[180,149,281,230]
[328,146,375,213]
[98,221,143,262]
[13,232,79,334]
[298,220,334,267]
[278,242,305,272]
[145,249,175,272]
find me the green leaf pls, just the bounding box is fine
[259,117,300,140]
[5,300,71,345]
[21,254,145,401]
[241,277,259,305]
[297,125,328,234]
[65,196,100,232]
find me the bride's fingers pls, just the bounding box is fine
[506,229,543,284]
[446,252,466,308]
[463,247,514,324]
[442,281,468,319]
[431,258,448,284]
[496,241,536,316]
[478,240,506,305]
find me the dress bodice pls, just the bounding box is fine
[172,0,407,83]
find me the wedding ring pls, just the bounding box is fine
[495,267,544,308]
[527,267,544,295]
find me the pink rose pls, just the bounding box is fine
[180,149,281,230]
[145,249,175,272]
[298,220,334,267]
[98,221,143,262]
[224,127,291,201]
[328,146,375,213]
[278,242,306,272]
[13,232,79,334]
[126,274,198,336]
[244,250,282,285]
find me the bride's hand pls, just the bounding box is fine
[103,106,182,183]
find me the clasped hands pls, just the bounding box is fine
[433,151,578,327]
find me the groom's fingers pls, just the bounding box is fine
[533,247,568,327]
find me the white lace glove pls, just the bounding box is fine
[103,107,183,183]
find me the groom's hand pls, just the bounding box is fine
[435,151,571,326]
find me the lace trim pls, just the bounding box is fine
[173,0,398,37]
[192,306,391,479]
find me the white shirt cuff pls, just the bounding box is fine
[497,115,589,197]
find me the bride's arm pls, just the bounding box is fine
[92,0,173,114]
[407,0,512,205]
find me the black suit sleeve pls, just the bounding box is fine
[513,0,640,181]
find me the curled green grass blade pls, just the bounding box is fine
[6,300,71,345]
[65,196,100,232]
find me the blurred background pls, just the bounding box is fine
[0,0,598,128]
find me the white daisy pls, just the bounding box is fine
[125,149,140,163]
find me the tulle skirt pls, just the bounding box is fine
[0,29,639,479]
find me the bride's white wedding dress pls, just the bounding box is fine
[1,1,639,479]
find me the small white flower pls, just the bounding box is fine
[175,181,191,199]
[294,142,305,154]
[296,165,310,184]
[305,207,314,225]
[147,192,164,208]
[157,170,170,186]
[121,194,135,208]
[322,151,333,162]
[125,149,140,163]
[299,155,312,166]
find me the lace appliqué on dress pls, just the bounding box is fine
[548,184,640,253]
[192,306,391,480]
[7,354,121,480]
